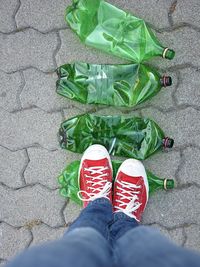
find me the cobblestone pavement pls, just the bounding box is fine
[0,0,200,264]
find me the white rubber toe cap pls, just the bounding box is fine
[82,144,110,161]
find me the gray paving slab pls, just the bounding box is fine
[0,184,66,227]
[175,67,200,106]
[20,68,69,112]
[172,0,200,28]
[142,186,200,227]
[0,29,58,73]
[0,108,62,151]
[177,147,200,186]
[0,223,31,259]
[0,147,27,188]
[151,224,184,246]
[24,148,79,189]
[63,200,82,224]
[0,71,22,112]
[0,0,18,33]
[31,224,65,246]
[184,225,200,251]
[16,0,70,32]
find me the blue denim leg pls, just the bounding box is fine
[5,228,113,267]
[4,198,114,267]
[109,212,138,243]
[113,225,200,267]
[67,197,113,240]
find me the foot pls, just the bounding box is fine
[78,144,113,208]
[113,159,149,222]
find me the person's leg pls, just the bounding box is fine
[114,225,200,267]
[5,145,114,267]
[110,159,200,267]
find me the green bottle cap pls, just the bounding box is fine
[164,179,175,190]
[163,48,175,60]
[161,76,172,87]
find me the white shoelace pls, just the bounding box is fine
[114,180,142,220]
[77,166,112,202]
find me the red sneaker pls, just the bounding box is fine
[113,159,149,222]
[78,144,113,208]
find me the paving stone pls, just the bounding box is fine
[151,224,184,246]
[0,71,22,112]
[56,29,126,68]
[31,224,65,246]
[0,184,66,227]
[0,147,27,188]
[20,68,69,112]
[0,29,57,73]
[0,0,18,33]
[25,148,80,189]
[184,225,200,252]
[0,108,62,150]
[177,147,200,186]
[64,201,82,224]
[0,223,31,259]
[145,150,180,183]
[141,107,200,148]
[16,0,70,32]
[151,27,200,69]
[175,67,200,106]
[142,186,200,227]
[172,0,200,28]
[110,0,172,29]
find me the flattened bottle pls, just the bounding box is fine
[57,62,172,108]
[58,160,175,205]
[66,0,175,62]
[59,114,174,160]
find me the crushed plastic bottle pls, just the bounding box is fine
[58,160,175,205]
[66,0,175,62]
[59,114,174,160]
[56,62,172,107]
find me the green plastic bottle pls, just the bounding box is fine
[56,62,172,108]
[58,160,175,205]
[59,114,174,160]
[66,0,175,63]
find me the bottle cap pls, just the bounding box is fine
[164,178,175,190]
[163,137,174,148]
[161,76,172,87]
[162,48,175,60]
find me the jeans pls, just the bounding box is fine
[5,198,200,267]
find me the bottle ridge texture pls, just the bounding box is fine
[59,114,174,160]
[66,0,175,63]
[58,160,175,205]
[56,62,172,108]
